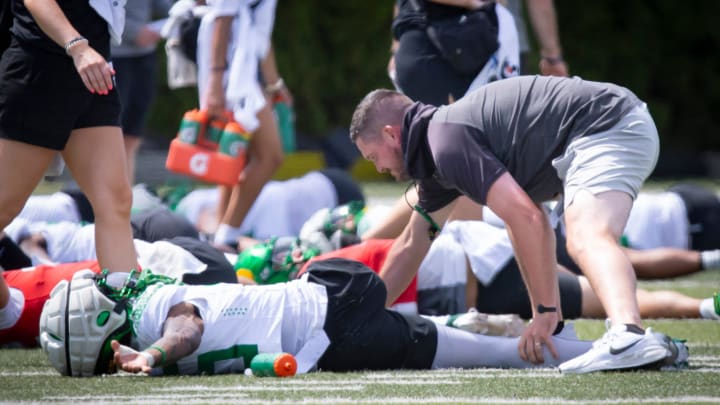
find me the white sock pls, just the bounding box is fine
[430,323,592,369]
[213,223,243,245]
[701,249,720,270]
[699,297,720,319]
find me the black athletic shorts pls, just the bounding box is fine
[668,183,720,250]
[131,207,199,242]
[394,29,476,106]
[113,53,157,136]
[165,236,237,285]
[475,260,583,320]
[305,258,438,371]
[0,39,121,150]
[319,168,365,206]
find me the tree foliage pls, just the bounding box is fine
[147,0,720,153]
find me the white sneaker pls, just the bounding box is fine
[448,308,526,337]
[559,323,670,374]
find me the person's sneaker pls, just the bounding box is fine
[447,308,526,337]
[559,323,670,374]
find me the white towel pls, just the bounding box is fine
[90,0,127,45]
[197,0,278,132]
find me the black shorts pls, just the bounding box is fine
[668,183,720,250]
[305,258,437,371]
[394,29,475,105]
[0,39,121,150]
[319,168,365,205]
[113,52,157,136]
[165,236,237,285]
[475,260,583,319]
[131,207,199,242]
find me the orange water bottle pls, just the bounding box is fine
[177,109,207,145]
[219,121,251,159]
[249,353,297,377]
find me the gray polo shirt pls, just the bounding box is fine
[401,75,642,212]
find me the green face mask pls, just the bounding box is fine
[322,200,366,237]
[234,237,320,284]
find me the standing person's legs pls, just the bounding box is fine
[63,126,138,273]
[565,190,639,324]
[114,53,157,184]
[0,139,55,230]
[214,102,284,244]
[555,104,669,373]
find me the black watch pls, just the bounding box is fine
[537,304,557,314]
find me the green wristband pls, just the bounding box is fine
[149,345,167,366]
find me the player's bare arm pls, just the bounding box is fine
[379,200,457,305]
[113,302,203,373]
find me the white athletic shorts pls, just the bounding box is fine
[552,103,660,209]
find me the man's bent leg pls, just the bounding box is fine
[565,189,639,326]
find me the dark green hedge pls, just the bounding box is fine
[147,0,720,152]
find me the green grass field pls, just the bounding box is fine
[1,180,719,404]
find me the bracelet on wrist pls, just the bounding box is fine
[264,78,285,94]
[211,65,227,72]
[139,350,155,368]
[64,36,88,56]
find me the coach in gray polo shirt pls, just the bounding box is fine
[350,75,671,374]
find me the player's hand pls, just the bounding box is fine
[518,312,560,364]
[68,42,114,95]
[111,340,153,374]
[539,58,569,77]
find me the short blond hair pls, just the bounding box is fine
[349,89,412,143]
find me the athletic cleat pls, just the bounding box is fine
[714,292,720,317]
[559,322,670,374]
[656,336,690,371]
[447,308,526,337]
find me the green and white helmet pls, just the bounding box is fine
[39,270,131,376]
[39,269,179,377]
[322,200,366,237]
[234,237,321,284]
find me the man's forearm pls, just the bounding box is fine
[525,0,563,59]
[379,214,434,305]
[505,213,560,316]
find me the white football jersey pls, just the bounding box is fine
[132,276,327,375]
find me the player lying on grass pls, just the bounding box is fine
[37,258,688,376]
[0,236,237,348]
[235,216,720,322]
